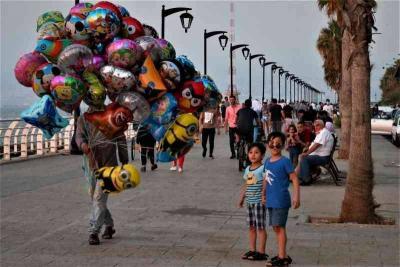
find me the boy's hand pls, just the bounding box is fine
[261,196,266,206]
[292,196,300,209]
[238,198,244,208]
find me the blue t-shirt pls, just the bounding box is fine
[243,165,264,204]
[264,156,294,208]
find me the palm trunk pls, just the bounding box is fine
[340,0,379,223]
[337,29,352,159]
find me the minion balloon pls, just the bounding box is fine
[157,113,198,162]
[94,163,140,194]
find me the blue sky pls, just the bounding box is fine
[1,0,398,112]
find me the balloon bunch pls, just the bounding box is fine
[15,1,222,162]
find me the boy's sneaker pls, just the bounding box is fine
[266,256,292,266]
[170,166,177,171]
[151,164,158,171]
[140,166,146,172]
[102,226,115,239]
[88,233,100,245]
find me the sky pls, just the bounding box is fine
[1,0,399,114]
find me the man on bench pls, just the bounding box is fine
[296,119,334,185]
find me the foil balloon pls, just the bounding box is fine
[159,60,183,90]
[135,36,162,64]
[37,23,65,40]
[86,8,121,44]
[142,24,159,38]
[121,17,144,40]
[117,5,130,18]
[84,102,133,139]
[14,52,47,87]
[90,55,106,71]
[106,39,143,69]
[138,55,167,101]
[20,95,69,140]
[100,65,136,94]
[116,91,150,123]
[144,93,177,141]
[36,11,64,32]
[93,1,123,20]
[50,75,86,113]
[82,71,106,107]
[174,80,206,113]
[175,55,196,81]
[197,75,222,109]
[65,15,90,43]
[157,113,198,162]
[57,44,93,74]
[156,39,176,61]
[35,39,73,62]
[95,163,140,194]
[69,3,93,18]
[32,63,62,97]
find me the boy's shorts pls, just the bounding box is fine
[268,208,289,227]
[247,203,266,230]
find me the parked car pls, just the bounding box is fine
[391,109,400,146]
[371,112,393,135]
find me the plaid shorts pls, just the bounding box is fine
[246,203,266,230]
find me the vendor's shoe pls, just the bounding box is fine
[88,233,100,245]
[102,226,115,239]
[140,166,146,172]
[151,164,158,171]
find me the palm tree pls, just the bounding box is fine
[340,0,380,223]
[317,20,342,92]
[318,0,352,160]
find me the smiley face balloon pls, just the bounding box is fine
[106,39,143,69]
[32,63,62,97]
[50,75,86,113]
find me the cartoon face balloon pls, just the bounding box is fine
[117,5,130,17]
[57,44,93,74]
[197,75,222,109]
[135,36,162,64]
[65,15,90,42]
[174,80,205,113]
[20,95,69,140]
[37,23,66,40]
[95,163,140,194]
[106,39,143,69]
[15,52,47,87]
[159,60,182,90]
[35,39,73,63]
[69,3,93,18]
[82,71,106,107]
[93,1,122,20]
[86,8,120,44]
[100,65,136,94]
[84,102,133,139]
[36,11,65,32]
[156,39,176,61]
[116,91,150,123]
[32,63,62,97]
[50,75,86,112]
[121,17,144,40]
[175,55,196,81]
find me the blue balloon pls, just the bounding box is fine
[21,95,69,139]
[196,75,222,109]
[175,55,196,81]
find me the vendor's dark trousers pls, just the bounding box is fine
[202,128,216,156]
[299,155,330,184]
[141,147,155,166]
[229,127,237,156]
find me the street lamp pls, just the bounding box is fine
[230,43,249,96]
[284,72,290,102]
[271,64,281,100]
[289,75,296,102]
[249,53,264,100]
[161,5,193,39]
[261,61,275,102]
[204,29,228,75]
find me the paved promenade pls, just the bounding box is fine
[1,134,399,267]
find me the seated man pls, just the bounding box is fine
[296,119,333,185]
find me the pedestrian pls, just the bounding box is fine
[236,99,261,144]
[224,95,242,159]
[269,98,283,133]
[170,154,185,173]
[323,100,334,118]
[199,105,221,159]
[136,125,158,172]
[75,106,129,245]
[282,103,294,133]
[261,101,270,139]
[263,132,300,266]
[286,124,302,167]
[238,143,268,261]
[220,100,227,124]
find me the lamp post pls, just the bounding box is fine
[248,53,264,100]
[230,43,249,96]
[204,30,228,75]
[277,68,284,101]
[283,72,289,102]
[261,61,275,102]
[271,64,281,100]
[289,75,295,102]
[161,5,193,39]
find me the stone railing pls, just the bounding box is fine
[0,119,137,162]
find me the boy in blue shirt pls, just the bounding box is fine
[263,132,300,266]
[238,143,268,261]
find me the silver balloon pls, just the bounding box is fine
[57,44,93,74]
[135,36,162,64]
[116,91,150,123]
[100,65,136,94]
[159,60,182,90]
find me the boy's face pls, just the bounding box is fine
[248,147,263,163]
[268,137,283,157]
[297,124,304,133]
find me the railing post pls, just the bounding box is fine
[50,134,57,153]
[31,128,37,153]
[37,131,44,156]
[21,124,33,158]
[14,128,20,154]
[4,121,19,160]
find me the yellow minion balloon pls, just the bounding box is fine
[158,113,198,162]
[94,164,140,193]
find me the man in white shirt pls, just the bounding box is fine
[296,119,334,185]
[323,102,334,117]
